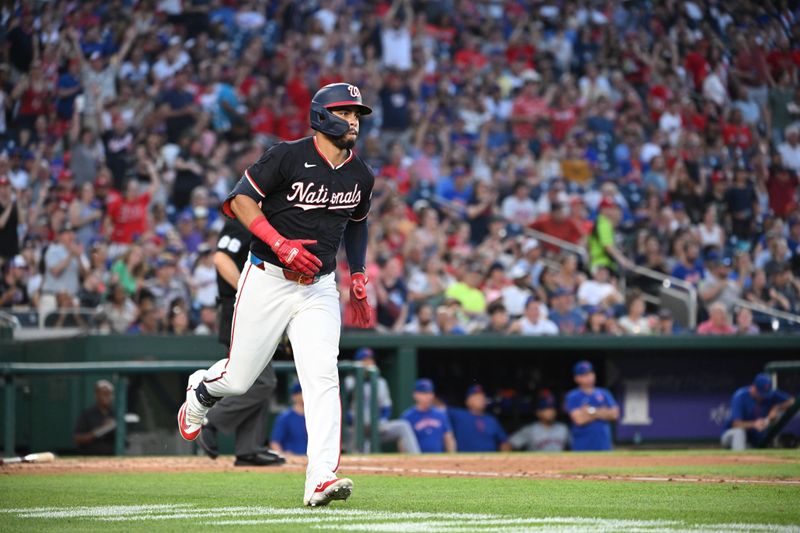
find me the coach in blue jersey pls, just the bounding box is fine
[721,373,794,450]
[448,385,511,452]
[270,382,309,456]
[565,361,619,451]
[401,379,456,453]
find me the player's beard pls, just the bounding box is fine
[331,130,357,150]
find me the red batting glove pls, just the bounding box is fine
[249,217,322,276]
[350,272,371,328]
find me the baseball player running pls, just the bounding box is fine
[177,82,374,507]
[197,217,285,467]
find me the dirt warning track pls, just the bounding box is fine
[2,452,798,484]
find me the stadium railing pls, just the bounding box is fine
[0,360,380,457]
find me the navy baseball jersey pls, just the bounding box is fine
[270,408,308,455]
[215,218,251,299]
[724,386,791,445]
[565,387,618,451]
[447,408,508,452]
[401,407,452,453]
[224,136,374,275]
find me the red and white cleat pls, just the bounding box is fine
[304,478,354,507]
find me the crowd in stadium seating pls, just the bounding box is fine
[1,0,799,336]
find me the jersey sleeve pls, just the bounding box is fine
[602,388,619,409]
[493,417,509,445]
[215,220,247,260]
[508,426,533,450]
[441,409,453,433]
[565,390,582,413]
[730,391,747,422]
[350,162,374,222]
[222,143,289,218]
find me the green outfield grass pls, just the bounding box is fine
[1,467,799,533]
[568,463,800,479]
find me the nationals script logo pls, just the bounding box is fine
[347,85,361,98]
[286,182,362,211]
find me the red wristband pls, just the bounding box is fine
[248,217,281,249]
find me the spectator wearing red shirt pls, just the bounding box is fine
[249,93,277,137]
[697,302,736,335]
[684,46,709,92]
[511,74,551,142]
[549,92,579,144]
[722,109,753,151]
[767,166,799,219]
[454,34,488,71]
[530,202,586,254]
[275,100,307,141]
[106,162,161,251]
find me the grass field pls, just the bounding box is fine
[1,451,799,532]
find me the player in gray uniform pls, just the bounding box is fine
[343,348,420,454]
[197,218,285,467]
[509,390,569,451]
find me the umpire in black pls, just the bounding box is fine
[198,218,284,466]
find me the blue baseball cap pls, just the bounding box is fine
[414,378,434,393]
[290,382,302,395]
[573,360,594,376]
[753,373,773,396]
[354,347,374,361]
[536,391,557,410]
[465,384,484,398]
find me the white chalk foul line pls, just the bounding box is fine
[4,505,799,533]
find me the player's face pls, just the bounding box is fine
[414,391,434,410]
[575,372,596,388]
[536,407,556,423]
[330,107,360,149]
[465,392,486,412]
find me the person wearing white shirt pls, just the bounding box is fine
[501,181,537,227]
[380,0,412,71]
[513,297,559,336]
[778,127,800,173]
[577,265,623,307]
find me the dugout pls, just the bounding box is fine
[1,334,799,454]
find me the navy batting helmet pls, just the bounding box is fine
[310,83,372,137]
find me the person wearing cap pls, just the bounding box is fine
[698,252,741,313]
[721,373,794,450]
[501,263,534,318]
[588,197,632,273]
[448,385,510,452]
[343,348,420,453]
[270,382,309,456]
[144,253,190,317]
[74,380,118,455]
[509,390,569,451]
[41,222,87,303]
[400,379,456,453]
[548,287,585,335]
[565,361,619,451]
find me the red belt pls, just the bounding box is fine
[251,261,320,285]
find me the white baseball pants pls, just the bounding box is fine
[202,258,343,493]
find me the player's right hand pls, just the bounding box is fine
[272,238,322,276]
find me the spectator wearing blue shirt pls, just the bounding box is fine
[344,348,420,454]
[448,385,510,452]
[269,382,308,456]
[670,241,705,284]
[721,373,794,450]
[565,361,620,451]
[549,288,586,335]
[401,379,456,453]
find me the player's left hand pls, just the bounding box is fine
[350,272,370,328]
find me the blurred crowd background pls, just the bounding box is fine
[1,0,799,337]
